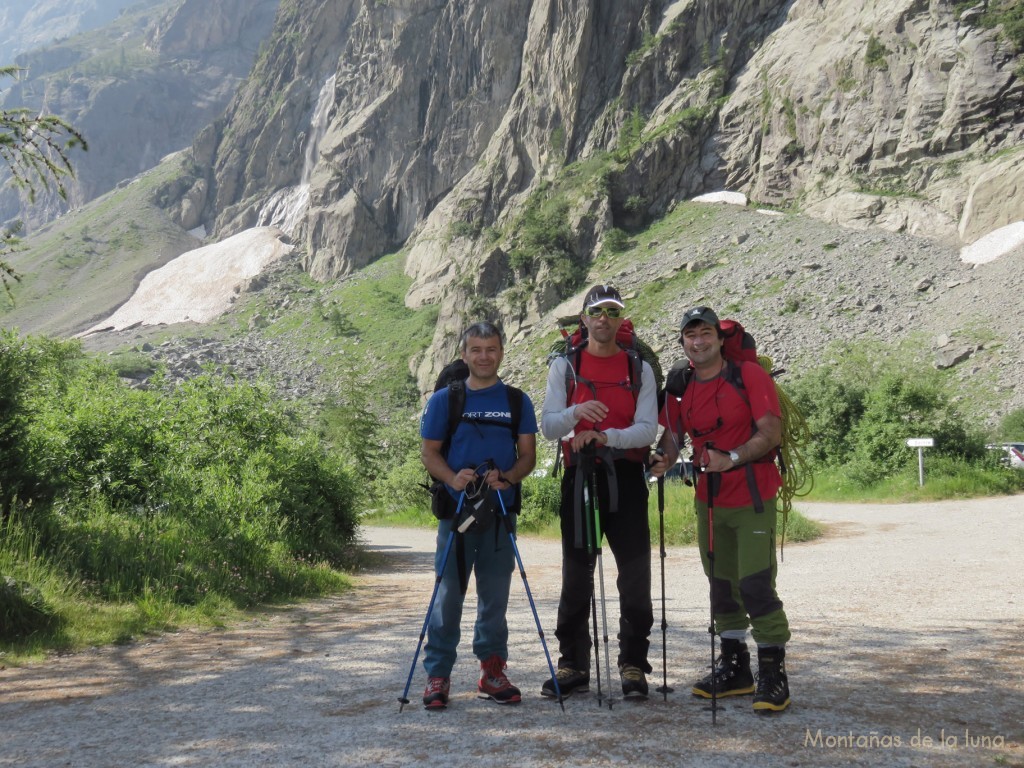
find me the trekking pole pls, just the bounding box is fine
[398,492,466,712]
[587,452,615,711]
[705,465,718,726]
[491,467,565,713]
[580,449,605,709]
[653,449,673,701]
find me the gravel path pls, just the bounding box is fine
[2,496,1022,767]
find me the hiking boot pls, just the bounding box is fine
[478,655,522,704]
[423,676,450,709]
[619,664,649,699]
[753,646,791,713]
[692,638,755,699]
[541,666,590,698]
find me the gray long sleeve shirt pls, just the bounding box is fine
[540,354,659,450]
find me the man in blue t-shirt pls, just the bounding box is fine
[419,321,538,709]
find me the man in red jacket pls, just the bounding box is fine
[651,306,791,712]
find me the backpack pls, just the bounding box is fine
[547,317,663,473]
[661,319,812,556]
[552,317,665,394]
[424,359,524,518]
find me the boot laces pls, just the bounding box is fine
[756,661,786,695]
[620,664,645,682]
[555,666,579,681]
[425,677,449,695]
[481,655,510,685]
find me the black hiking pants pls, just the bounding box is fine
[555,459,653,673]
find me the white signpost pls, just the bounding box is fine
[906,438,934,486]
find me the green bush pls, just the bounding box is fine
[1,334,360,620]
[787,343,992,487]
[865,35,890,69]
[602,228,632,254]
[998,407,1024,440]
[0,575,59,639]
[847,372,984,468]
[518,474,561,532]
[0,330,82,508]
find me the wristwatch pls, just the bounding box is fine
[728,450,740,465]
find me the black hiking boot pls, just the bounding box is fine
[691,638,755,699]
[619,664,649,699]
[541,666,589,698]
[753,646,790,713]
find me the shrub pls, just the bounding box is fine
[0,331,82,509]
[787,343,988,483]
[998,407,1024,440]
[865,35,890,69]
[0,575,59,639]
[602,227,631,254]
[518,475,561,532]
[3,336,360,610]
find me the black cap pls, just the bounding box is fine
[680,305,719,329]
[582,284,625,311]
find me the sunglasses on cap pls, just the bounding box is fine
[585,306,623,319]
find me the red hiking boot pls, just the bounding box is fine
[478,655,522,704]
[423,676,450,709]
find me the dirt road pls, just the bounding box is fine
[2,497,1022,767]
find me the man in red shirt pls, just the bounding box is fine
[651,306,792,712]
[540,285,658,700]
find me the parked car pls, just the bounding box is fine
[986,443,1024,470]
[648,458,695,485]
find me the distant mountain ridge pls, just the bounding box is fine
[0,0,278,230]
[0,0,145,62]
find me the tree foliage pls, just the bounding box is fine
[1,65,88,295]
[786,342,989,485]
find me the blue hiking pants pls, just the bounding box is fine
[423,517,516,677]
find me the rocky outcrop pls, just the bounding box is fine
[713,1,1024,244]
[192,0,1023,388]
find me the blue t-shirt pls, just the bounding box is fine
[420,379,538,506]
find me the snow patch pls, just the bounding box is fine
[82,228,293,334]
[690,191,748,206]
[960,221,1024,265]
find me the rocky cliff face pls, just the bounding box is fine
[713,1,1024,242]
[188,0,1022,386]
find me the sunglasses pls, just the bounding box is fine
[585,306,623,319]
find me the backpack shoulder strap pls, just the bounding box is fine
[723,359,750,402]
[507,385,524,444]
[623,347,643,400]
[563,346,585,405]
[444,379,467,451]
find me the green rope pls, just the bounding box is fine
[758,354,814,559]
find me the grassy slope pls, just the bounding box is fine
[1,152,200,336]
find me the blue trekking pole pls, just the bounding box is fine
[398,492,466,712]
[491,466,565,713]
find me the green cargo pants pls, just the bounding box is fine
[695,495,791,646]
